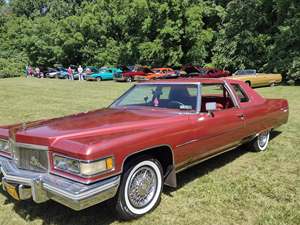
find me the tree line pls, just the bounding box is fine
[0,0,299,82]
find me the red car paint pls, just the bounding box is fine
[114,66,155,82]
[182,65,231,78]
[0,78,288,185]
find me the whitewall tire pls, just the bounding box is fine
[252,130,270,152]
[115,158,163,220]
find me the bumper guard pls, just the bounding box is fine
[0,156,120,210]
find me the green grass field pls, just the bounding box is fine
[0,78,299,225]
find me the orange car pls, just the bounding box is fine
[135,67,178,81]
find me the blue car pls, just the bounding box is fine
[57,68,69,79]
[85,67,122,81]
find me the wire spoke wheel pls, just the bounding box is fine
[127,166,157,209]
[115,158,163,220]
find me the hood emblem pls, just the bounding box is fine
[22,122,26,131]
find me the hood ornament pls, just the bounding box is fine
[22,122,27,131]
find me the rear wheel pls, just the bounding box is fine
[115,158,163,220]
[251,130,270,152]
[96,77,102,82]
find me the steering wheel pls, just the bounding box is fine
[167,100,185,109]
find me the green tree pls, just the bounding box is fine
[212,0,272,71]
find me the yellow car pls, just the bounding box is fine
[231,69,282,87]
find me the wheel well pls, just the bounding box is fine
[122,146,174,183]
[245,80,251,86]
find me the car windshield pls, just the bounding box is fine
[110,83,198,111]
[99,68,109,73]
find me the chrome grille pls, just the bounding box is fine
[14,145,49,173]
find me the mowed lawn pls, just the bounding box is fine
[0,78,299,225]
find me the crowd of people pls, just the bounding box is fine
[25,65,86,80]
[25,66,43,78]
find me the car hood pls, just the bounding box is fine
[13,108,179,147]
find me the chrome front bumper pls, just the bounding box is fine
[0,156,120,210]
[113,76,127,81]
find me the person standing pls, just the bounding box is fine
[78,65,83,80]
[67,66,73,80]
[25,65,29,77]
[28,66,33,77]
[35,67,40,78]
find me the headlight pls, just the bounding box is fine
[53,155,114,177]
[53,155,80,174]
[0,139,10,154]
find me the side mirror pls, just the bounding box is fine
[206,102,217,116]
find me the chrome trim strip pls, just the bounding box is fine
[43,176,120,201]
[1,167,32,185]
[224,80,240,108]
[176,139,198,148]
[196,82,201,113]
[15,142,48,151]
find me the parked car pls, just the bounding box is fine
[114,65,154,82]
[85,67,122,81]
[44,68,59,78]
[135,68,179,81]
[232,69,282,87]
[57,67,70,79]
[133,68,162,81]
[151,68,179,79]
[182,65,231,78]
[0,78,289,220]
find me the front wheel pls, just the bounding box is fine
[126,77,133,82]
[96,77,102,82]
[251,130,270,152]
[115,158,163,220]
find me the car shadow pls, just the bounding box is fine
[165,146,248,192]
[165,130,282,192]
[0,131,282,225]
[0,184,117,225]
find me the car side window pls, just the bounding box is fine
[159,87,171,99]
[231,84,249,103]
[201,84,235,112]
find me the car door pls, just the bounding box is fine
[106,69,113,80]
[230,83,271,135]
[254,73,268,87]
[182,83,246,164]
